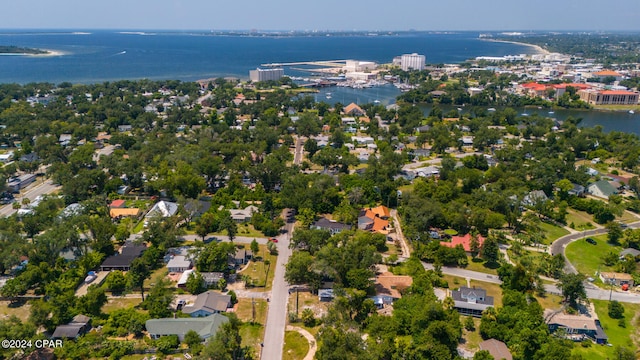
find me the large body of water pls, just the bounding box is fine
[1,30,639,133]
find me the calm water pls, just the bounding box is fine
[0,30,536,84]
[0,30,638,133]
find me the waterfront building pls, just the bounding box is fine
[400,53,426,71]
[578,89,639,105]
[249,68,284,82]
[345,60,377,72]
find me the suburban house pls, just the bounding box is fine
[177,269,195,288]
[231,248,253,266]
[109,199,126,208]
[312,217,351,235]
[146,314,229,341]
[145,201,178,223]
[544,309,608,344]
[523,190,548,207]
[51,315,92,339]
[201,272,225,287]
[318,289,335,302]
[587,180,618,199]
[109,208,141,219]
[166,255,192,273]
[479,339,512,360]
[100,242,146,271]
[568,183,585,197]
[451,286,494,317]
[358,205,392,235]
[182,290,232,317]
[343,103,365,116]
[229,205,259,223]
[599,272,634,287]
[373,273,413,307]
[440,234,485,254]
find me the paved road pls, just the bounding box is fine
[261,212,294,360]
[422,261,640,303]
[0,179,60,217]
[550,221,640,274]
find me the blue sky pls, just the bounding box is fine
[2,0,639,31]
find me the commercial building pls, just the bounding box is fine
[400,53,426,71]
[345,60,377,72]
[249,68,284,82]
[578,89,639,105]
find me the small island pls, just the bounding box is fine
[0,45,49,55]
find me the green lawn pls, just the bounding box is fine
[465,257,499,275]
[0,301,31,322]
[101,297,143,313]
[240,323,264,359]
[283,331,310,360]
[538,221,569,243]
[617,210,638,224]
[572,300,640,360]
[213,224,264,238]
[565,235,622,277]
[238,245,278,291]
[566,209,596,230]
[143,267,170,288]
[235,298,268,324]
[460,317,483,351]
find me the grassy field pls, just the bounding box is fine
[101,297,143,313]
[213,224,264,238]
[240,323,264,359]
[239,245,278,291]
[465,257,499,275]
[566,209,596,230]
[235,298,268,324]
[593,104,640,111]
[617,210,638,224]
[539,221,570,243]
[0,300,31,321]
[143,267,170,288]
[532,292,563,310]
[460,317,483,351]
[283,331,310,360]
[572,300,640,360]
[565,235,622,277]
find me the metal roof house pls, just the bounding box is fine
[451,286,494,317]
[182,291,232,317]
[145,314,229,342]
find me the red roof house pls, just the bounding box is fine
[440,234,485,252]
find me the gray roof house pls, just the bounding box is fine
[51,315,91,339]
[231,248,253,266]
[587,180,618,199]
[229,205,259,223]
[146,314,229,341]
[523,190,548,207]
[312,217,350,235]
[182,291,232,317]
[201,272,225,287]
[451,286,494,317]
[100,242,146,271]
[166,255,192,273]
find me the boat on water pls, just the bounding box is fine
[326,95,332,99]
[457,108,463,111]
[630,110,635,114]
[548,111,555,114]
[487,108,496,112]
[374,99,381,104]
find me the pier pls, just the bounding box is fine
[260,60,347,68]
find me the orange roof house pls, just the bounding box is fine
[594,70,622,77]
[375,272,413,299]
[358,205,392,234]
[109,208,141,218]
[440,234,485,252]
[343,103,365,116]
[370,205,391,219]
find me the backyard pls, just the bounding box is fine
[238,244,278,291]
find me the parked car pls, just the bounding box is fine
[586,237,597,245]
[269,238,278,243]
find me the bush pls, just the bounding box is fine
[464,316,475,331]
[608,300,625,319]
[301,308,316,327]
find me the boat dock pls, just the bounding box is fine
[260,60,348,68]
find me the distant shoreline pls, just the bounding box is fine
[481,38,550,55]
[0,47,64,57]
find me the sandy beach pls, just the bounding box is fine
[481,38,550,55]
[0,49,65,57]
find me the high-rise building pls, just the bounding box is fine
[400,53,426,71]
[249,68,284,82]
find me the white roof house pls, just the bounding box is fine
[167,255,192,273]
[146,201,178,219]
